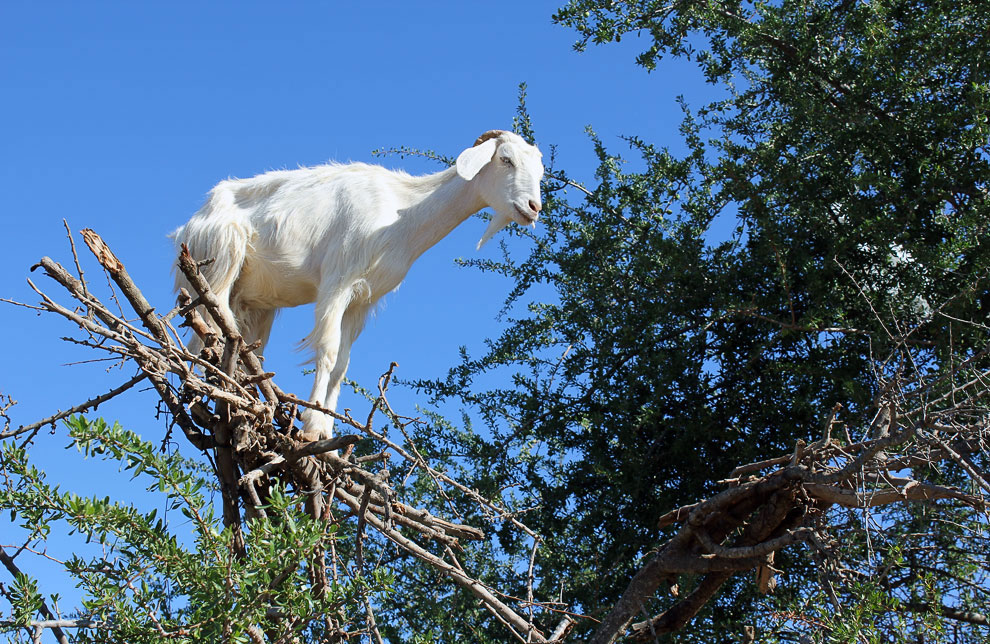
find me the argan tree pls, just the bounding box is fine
[2,0,989,642]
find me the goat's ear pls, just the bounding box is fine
[456,139,498,180]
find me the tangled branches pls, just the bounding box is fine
[591,400,988,643]
[6,228,567,643]
[588,350,990,641]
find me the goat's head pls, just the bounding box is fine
[456,130,545,249]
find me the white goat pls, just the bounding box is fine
[172,130,544,440]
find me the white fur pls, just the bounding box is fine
[172,131,544,439]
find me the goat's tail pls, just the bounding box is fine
[169,187,252,351]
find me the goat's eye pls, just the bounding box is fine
[500,156,514,167]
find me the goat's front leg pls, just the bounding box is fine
[301,296,367,441]
[300,293,350,441]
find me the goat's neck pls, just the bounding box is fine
[397,167,486,260]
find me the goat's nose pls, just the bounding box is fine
[529,199,542,214]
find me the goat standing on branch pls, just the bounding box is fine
[172,130,545,440]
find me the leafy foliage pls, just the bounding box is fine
[0,417,386,643]
[407,0,990,640]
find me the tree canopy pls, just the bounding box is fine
[409,0,990,639]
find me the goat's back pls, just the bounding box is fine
[172,163,416,311]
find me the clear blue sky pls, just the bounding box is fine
[0,0,711,606]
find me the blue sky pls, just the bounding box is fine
[1,1,712,606]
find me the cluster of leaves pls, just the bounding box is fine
[396,0,989,640]
[0,416,388,643]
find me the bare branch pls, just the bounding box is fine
[0,373,146,440]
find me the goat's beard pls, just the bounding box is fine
[476,210,514,250]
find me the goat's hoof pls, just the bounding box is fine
[299,409,334,442]
[298,427,331,442]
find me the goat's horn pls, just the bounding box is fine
[472,130,509,147]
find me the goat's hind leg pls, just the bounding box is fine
[237,307,276,358]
